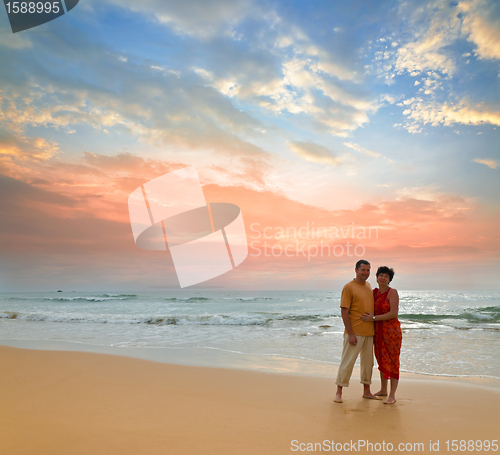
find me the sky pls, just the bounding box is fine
[0,0,499,291]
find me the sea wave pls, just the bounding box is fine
[400,306,500,324]
[44,295,136,302]
[1,305,499,327]
[0,294,138,302]
[0,310,336,326]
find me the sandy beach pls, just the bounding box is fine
[1,346,499,455]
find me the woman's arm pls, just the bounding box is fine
[360,289,399,322]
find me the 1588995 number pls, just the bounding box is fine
[445,440,499,451]
[5,2,60,14]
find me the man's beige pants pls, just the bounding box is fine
[335,333,374,387]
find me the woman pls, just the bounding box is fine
[361,266,402,404]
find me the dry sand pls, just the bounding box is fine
[1,346,499,454]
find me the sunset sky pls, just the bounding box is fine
[0,0,499,291]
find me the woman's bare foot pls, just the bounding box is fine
[384,396,396,404]
[374,390,388,397]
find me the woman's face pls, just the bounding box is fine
[377,273,391,287]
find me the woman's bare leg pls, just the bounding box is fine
[384,378,398,404]
[374,371,388,396]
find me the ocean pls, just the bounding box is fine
[1,289,499,378]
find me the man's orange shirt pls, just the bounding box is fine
[340,279,375,336]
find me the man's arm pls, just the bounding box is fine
[341,307,357,345]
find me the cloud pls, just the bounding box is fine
[0,174,77,208]
[119,1,377,137]
[307,46,359,82]
[287,141,342,166]
[101,0,253,39]
[343,142,380,158]
[372,0,500,80]
[0,27,277,168]
[0,33,32,50]
[0,145,496,289]
[0,129,59,161]
[366,1,461,82]
[365,0,500,133]
[402,99,500,129]
[0,0,499,290]
[460,0,500,60]
[197,43,375,137]
[380,94,397,104]
[260,57,377,136]
[394,41,456,78]
[1,0,382,148]
[472,158,499,169]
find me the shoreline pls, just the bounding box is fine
[1,345,499,454]
[1,340,499,387]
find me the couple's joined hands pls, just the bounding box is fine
[361,312,373,322]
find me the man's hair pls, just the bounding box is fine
[376,266,395,282]
[355,259,370,269]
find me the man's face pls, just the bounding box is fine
[355,264,371,281]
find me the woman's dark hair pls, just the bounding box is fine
[376,266,395,282]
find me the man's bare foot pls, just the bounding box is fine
[334,393,343,403]
[362,393,380,400]
[384,397,396,404]
[374,390,388,397]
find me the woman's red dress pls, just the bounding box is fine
[374,287,402,380]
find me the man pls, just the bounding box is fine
[334,259,377,403]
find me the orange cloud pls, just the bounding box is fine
[473,158,498,169]
[0,131,59,161]
[0,147,498,289]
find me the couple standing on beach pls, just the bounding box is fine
[334,259,402,405]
